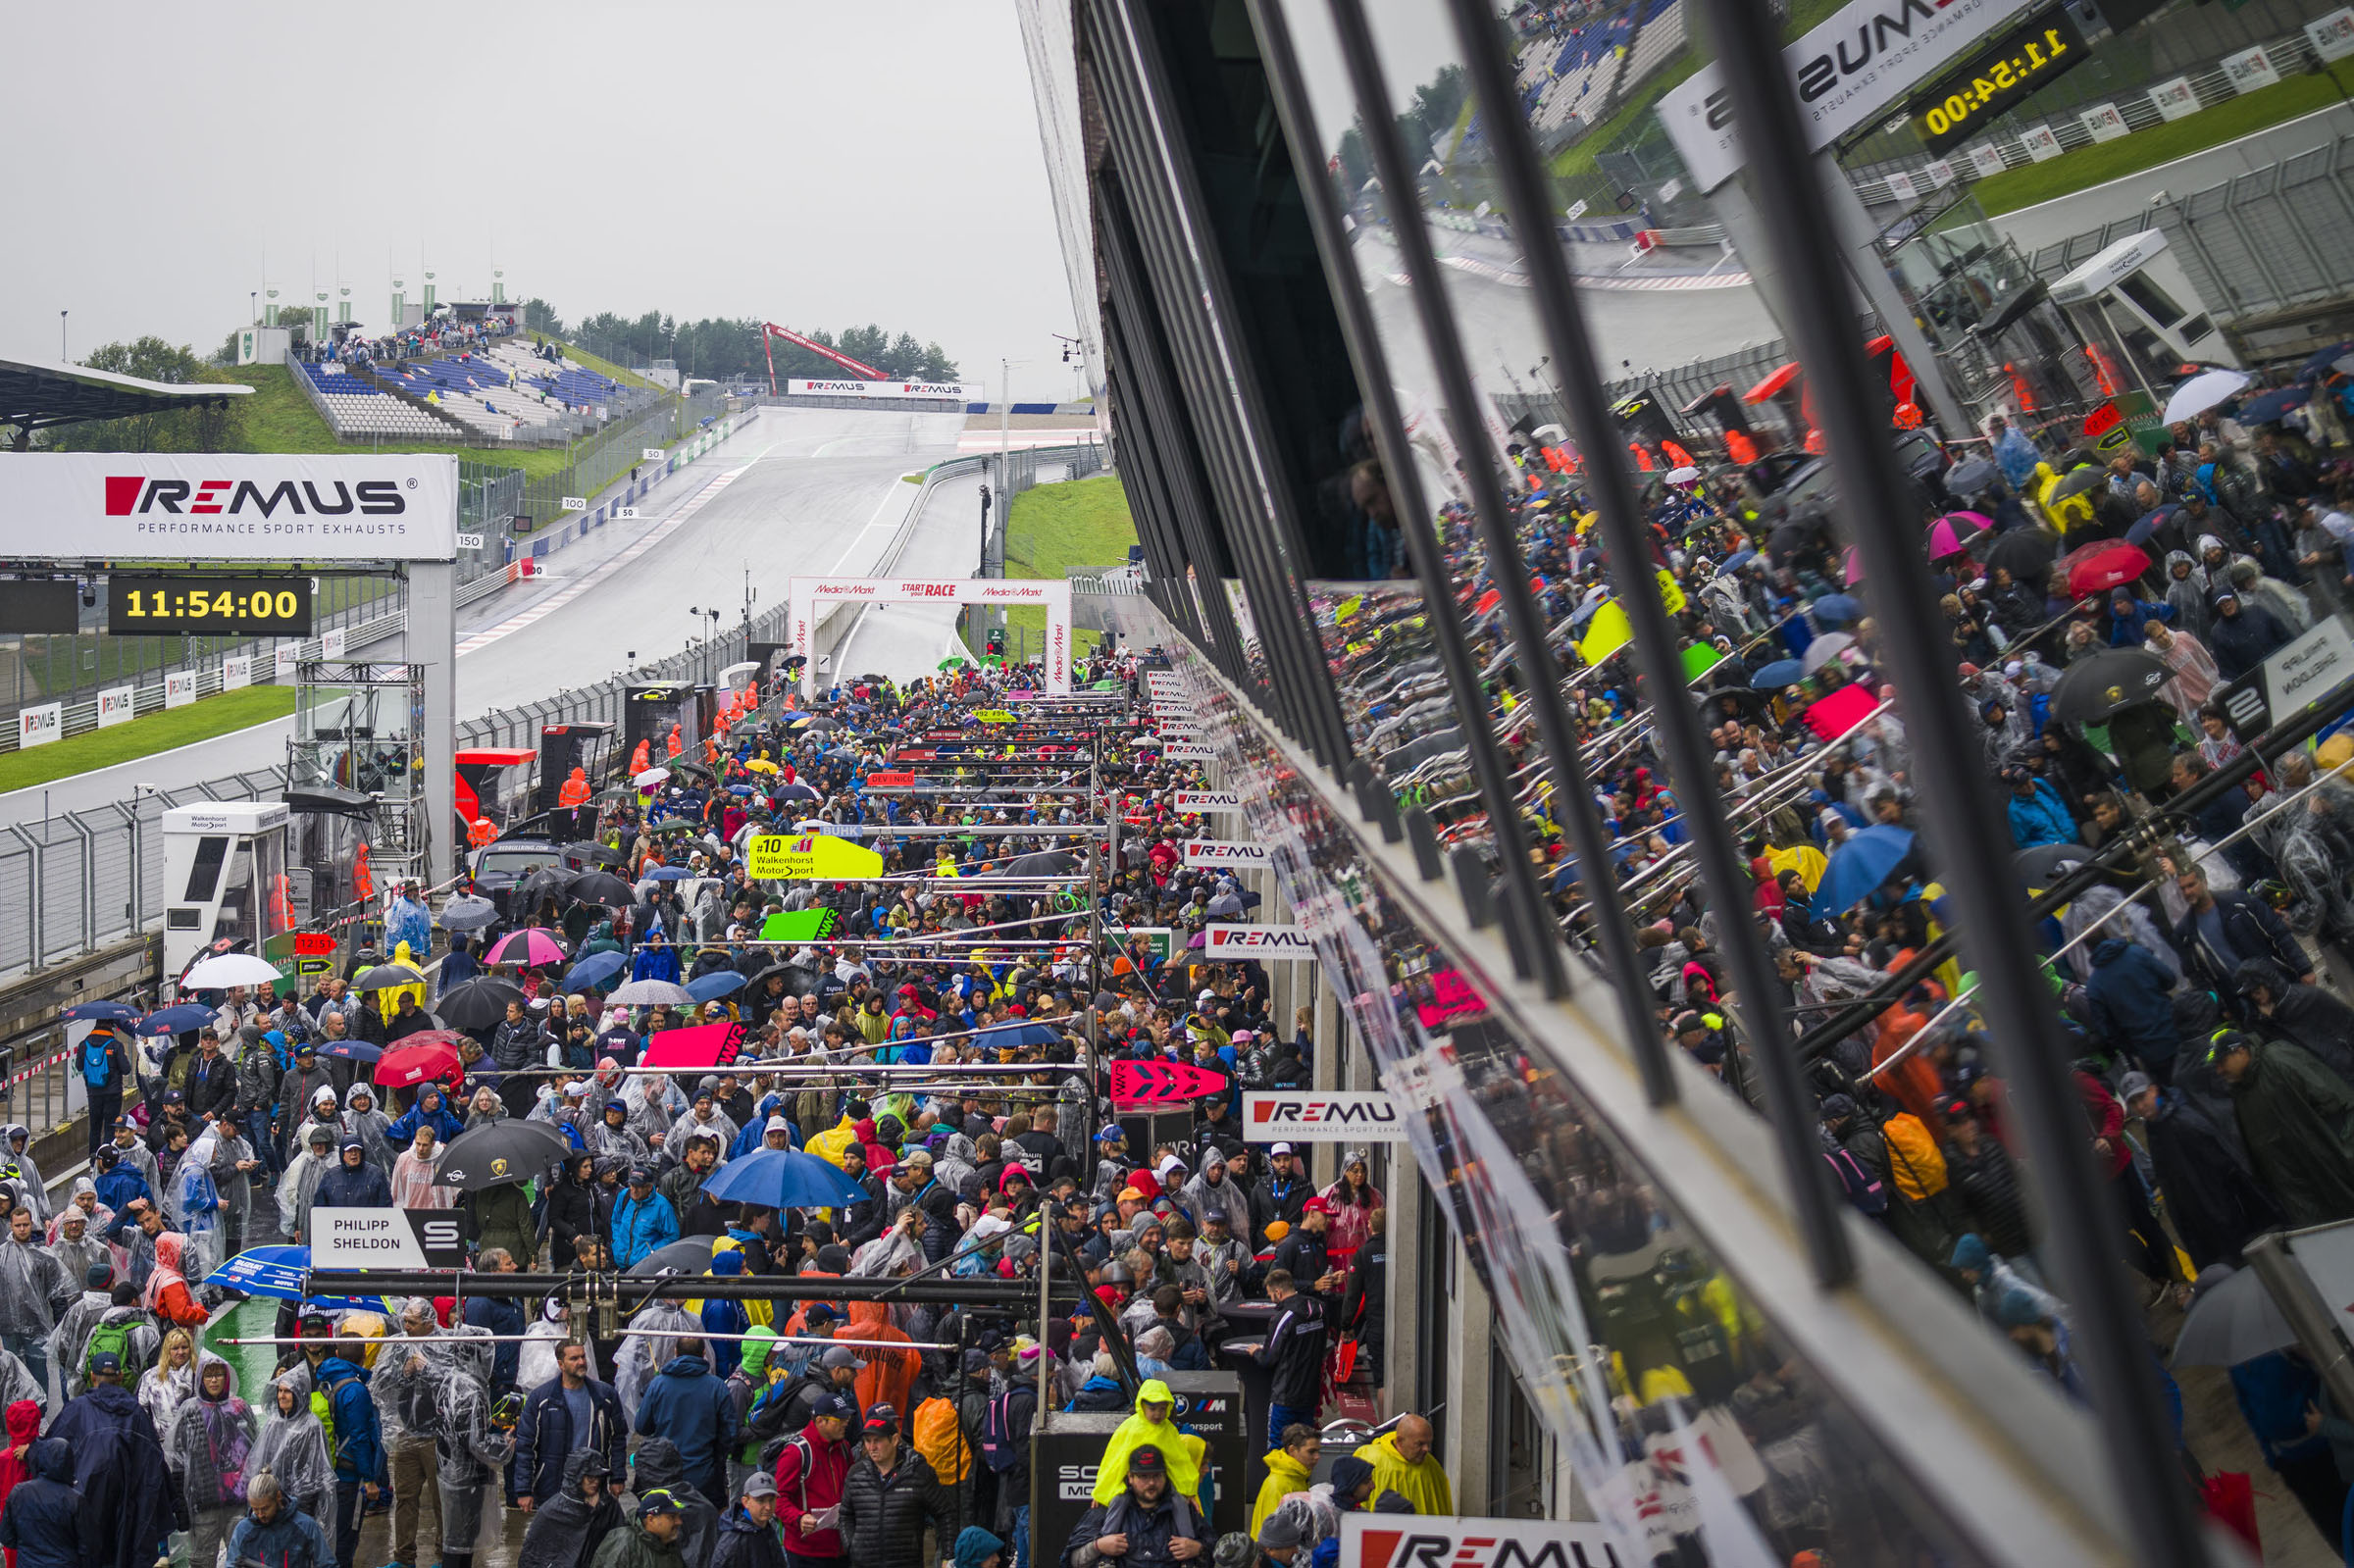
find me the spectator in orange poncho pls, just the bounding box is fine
[844,1299,918,1426]
[1870,984,1949,1139]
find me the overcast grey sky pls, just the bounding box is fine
[2,1,1086,400]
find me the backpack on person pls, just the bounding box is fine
[979,1384,1030,1473]
[913,1396,968,1484]
[81,1033,114,1089]
[1824,1145,1888,1216]
[83,1318,140,1385]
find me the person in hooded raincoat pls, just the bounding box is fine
[143,1232,208,1331]
[1089,1380,1202,1506]
[279,1123,341,1243]
[341,1083,398,1173]
[429,1347,517,1568]
[1,1129,47,1225]
[250,1368,335,1530]
[0,1438,77,1568]
[629,1437,720,1568]
[164,1357,256,1568]
[616,1302,701,1420]
[2214,1033,2354,1226]
[519,1449,623,1568]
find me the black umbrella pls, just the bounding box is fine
[562,841,628,869]
[351,962,427,991]
[2050,466,2107,502]
[515,866,577,911]
[437,1119,574,1189]
[1946,456,1998,494]
[1005,849,1081,876]
[627,1238,720,1276]
[1982,530,2061,584]
[744,963,818,991]
[2015,841,2095,889]
[2050,648,2172,727]
[436,977,527,1031]
[568,871,638,907]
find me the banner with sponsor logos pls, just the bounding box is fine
[1341,1515,1626,1568]
[275,643,300,682]
[1183,839,1269,868]
[785,378,985,401]
[96,686,133,728]
[1174,790,1242,813]
[17,702,61,749]
[1246,1091,1403,1139]
[311,1207,469,1269]
[1204,924,1314,961]
[789,576,1070,695]
[0,454,458,561]
[222,655,253,690]
[164,671,196,709]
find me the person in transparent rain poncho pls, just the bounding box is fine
[248,1368,335,1532]
[423,1348,520,1568]
[519,1294,602,1393]
[164,1356,256,1568]
[614,1300,703,1419]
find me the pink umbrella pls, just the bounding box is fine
[485,927,568,967]
[1843,546,1867,585]
[1925,510,1992,562]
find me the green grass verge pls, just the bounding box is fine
[0,684,297,792]
[1974,72,2347,215]
[1000,475,1137,660]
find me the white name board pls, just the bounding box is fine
[2149,76,2201,122]
[1205,924,1314,960]
[1338,1512,1624,1568]
[1924,158,1955,188]
[321,628,347,659]
[164,671,196,709]
[0,455,458,562]
[1566,198,1589,221]
[1182,839,1269,867]
[785,379,985,401]
[1161,741,1215,760]
[1967,142,2008,178]
[1173,790,1242,813]
[2081,103,2128,142]
[311,1207,467,1269]
[2222,46,2281,93]
[2265,616,2354,716]
[2310,9,2354,63]
[1247,1091,1402,1140]
[17,703,61,749]
[96,685,133,728]
[275,644,300,682]
[1883,170,1918,203]
[2021,125,2063,162]
[1658,0,2017,193]
[222,656,252,690]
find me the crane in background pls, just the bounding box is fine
[762,323,888,395]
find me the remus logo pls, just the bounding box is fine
[106,476,409,516]
[1704,0,1958,125]
[1356,1533,1622,1568]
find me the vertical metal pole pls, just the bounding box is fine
[1689,0,2204,1554]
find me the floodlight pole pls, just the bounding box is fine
[408,558,458,886]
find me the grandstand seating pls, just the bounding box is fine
[1616,0,1685,100]
[1531,13,1629,135]
[295,363,452,440]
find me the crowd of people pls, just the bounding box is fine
[290,312,517,369]
[1,651,1446,1568]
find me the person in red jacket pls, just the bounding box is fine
[775,1392,857,1568]
[2075,1064,2185,1302]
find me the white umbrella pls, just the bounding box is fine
[180,953,285,989]
[2162,369,2250,425]
[607,979,694,1006]
[1664,466,1701,485]
[632,766,671,787]
[2171,1264,2296,1368]
[1801,630,1855,674]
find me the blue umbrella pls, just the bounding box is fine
[973,1021,1060,1050]
[688,971,747,1002]
[1812,593,1864,627]
[1717,549,1757,575]
[208,1246,388,1312]
[317,1039,383,1066]
[1816,825,1917,912]
[564,951,629,990]
[2300,341,2352,378]
[2124,505,2177,548]
[2237,385,2307,425]
[135,1004,217,1037]
[700,1147,871,1209]
[62,1001,140,1023]
[1752,659,1805,688]
[642,866,692,882]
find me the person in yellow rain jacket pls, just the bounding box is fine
[1355,1416,1451,1514]
[805,1113,861,1170]
[1091,1380,1202,1505]
[1252,1424,1319,1536]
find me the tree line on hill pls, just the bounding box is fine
[524,301,960,385]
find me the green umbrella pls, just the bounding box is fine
[939,655,973,670]
[1093,679,1123,690]
[647,819,698,835]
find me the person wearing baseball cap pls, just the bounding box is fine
[776,1391,857,1564]
[1271,1196,1339,1301]
[515,1448,623,1568]
[1251,1143,1307,1248]
[1065,1435,1207,1568]
[840,1403,954,1568]
[612,1164,681,1270]
[712,1467,783,1568]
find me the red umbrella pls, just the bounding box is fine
[486,927,568,967]
[2062,540,2152,599]
[1925,511,1992,562]
[375,1034,467,1089]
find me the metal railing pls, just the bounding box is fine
[514,391,735,533]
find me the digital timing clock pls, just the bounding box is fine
[106,575,314,636]
[1908,3,2088,158]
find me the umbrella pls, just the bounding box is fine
[1717,549,1757,574]
[743,962,818,992]
[743,760,779,775]
[1945,456,1998,494]
[2050,648,2172,726]
[1925,512,1990,561]
[640,866,692,882]
[2049,466,2107,503]
[1811,594,1863,627]
[61,1000,141,1024]
[435,978,527,1031]
[181,953,284,990]
[1800,631,1855,674]
[774,783,821,803]
[374,1036,465,1089]
[2015,841,2094,890]
[2163,368,2250,425]
[2061,539,2152,599]
[938,655,974,670]
[514,867,577,912]
[1004,850,1081,876]
[2237,385,2307,426]
[627,1237,722,1277]
[1817,825,1917,912]
[134,1004,216,1037]
[352,962,427,991]
[1752,659,1805,688]
[974,1021,1062,1051]
[608,979,695,1007]
[798,717,841,733]
[2124,505,2179,549]
[700,1148,871,1209]
[633,766,672,786]
[562,951,629,991]
[208,1247,387,1312]
[567,872,637,907]
[317,1038,383,1066]
[436,894,498,932]
[2300,341,2354,378]
[2171,1265,2297,1368]
[486,928,568,967]
[1982,529,2061,584]
[687,971,747,1002]
[561,842,629,869]
[647,820,698,836]
[437,1119,574,1189]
